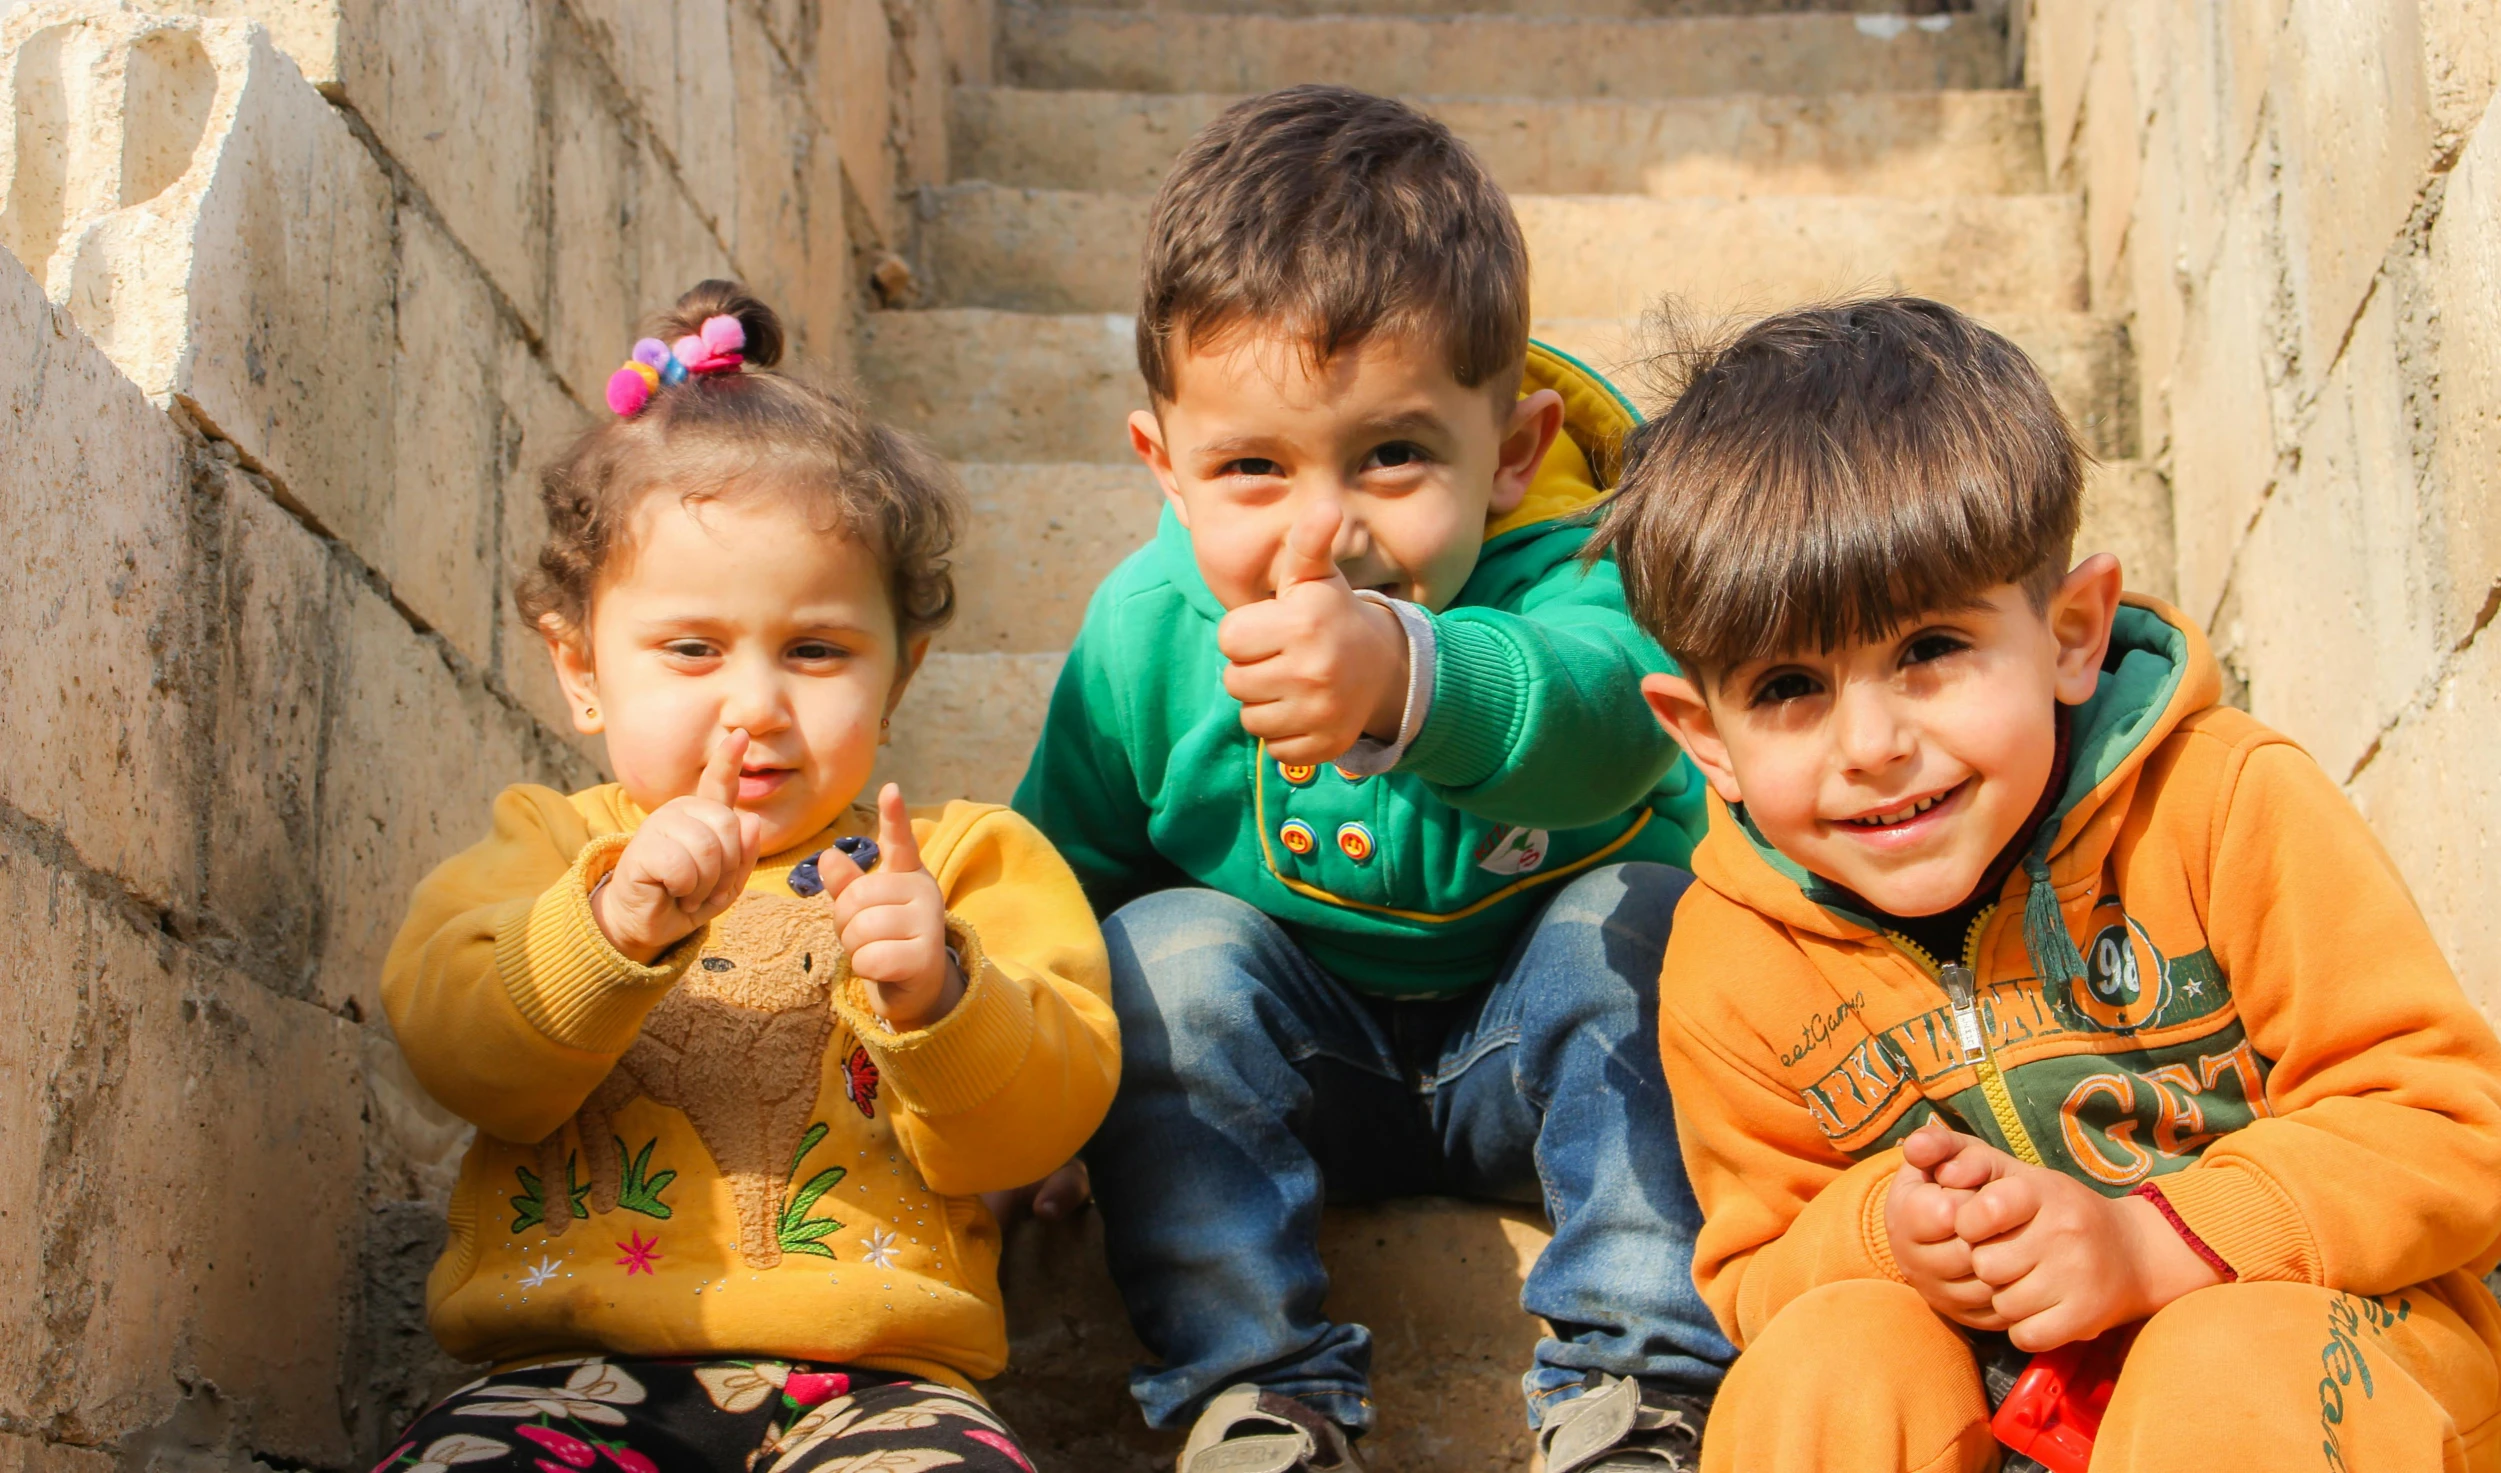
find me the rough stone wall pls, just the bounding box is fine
[0,0,976,1465]
[2029,0,2501,1029]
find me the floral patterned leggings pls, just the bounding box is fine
[375,1356,1036,1473]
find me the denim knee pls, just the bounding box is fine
[1101,887,1299,1045]
[1505,863,1690,1027]
[1537,862,1690,952]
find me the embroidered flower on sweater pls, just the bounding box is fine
[858,1228,900,1269]
[519,1256,564,1290]
[614,1231,662,1277]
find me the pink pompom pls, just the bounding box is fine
[671,334,708,369]
[699,313,746,356]
[605,365,652,416]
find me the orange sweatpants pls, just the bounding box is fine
[1701,1273,2501,1473]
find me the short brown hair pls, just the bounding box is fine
[1135,85,1527,402]
[517,280,962,646]
[1589,296,2086,675]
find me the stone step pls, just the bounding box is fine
[952,87,2046,198]
[915,183,2085,318]
[997,7,2005,98]
[865,312,1146,466]
[875,650,1065,806]
[1053,0,1971,15]
[988,1200,1554,1472]
[946,461,1165,654]
[863,308,2134,464]
[1530,311,2135,457]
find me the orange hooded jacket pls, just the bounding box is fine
[1657,598,2501,1349]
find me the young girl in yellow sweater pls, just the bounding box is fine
[377,281,1117,1473]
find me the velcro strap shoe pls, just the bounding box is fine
[1178,1385,1367,1473]
[1536,1375,1706,1473]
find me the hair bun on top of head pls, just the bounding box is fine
[602,279,785,417]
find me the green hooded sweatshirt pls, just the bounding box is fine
[1011,345,1706,997]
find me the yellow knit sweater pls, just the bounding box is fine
[381,783,1119,1385]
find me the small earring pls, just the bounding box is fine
[584,706,598,720]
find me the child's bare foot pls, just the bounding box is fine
[981,1159,1092,1228]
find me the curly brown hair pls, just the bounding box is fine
[516,280,963,648]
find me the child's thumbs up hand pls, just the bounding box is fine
[828,783,962,1031]
[1217,501,1410,765]
[1273,498,1353,595]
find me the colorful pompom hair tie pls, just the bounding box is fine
[604,313,748,416]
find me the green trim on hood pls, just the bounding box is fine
[1731,804,1885,935]
[2056,604,2193,823]
[1530,336,1641,424]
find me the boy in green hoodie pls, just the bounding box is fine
[1010,86,1729,1473]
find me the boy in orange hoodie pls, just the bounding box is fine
[1589,296,2501,1472]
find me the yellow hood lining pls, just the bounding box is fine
[1485,341,1640,541]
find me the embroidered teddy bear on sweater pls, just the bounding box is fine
[534,893,840,1267]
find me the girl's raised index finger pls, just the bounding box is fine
[697,728,750,809]
[876,783,924,873]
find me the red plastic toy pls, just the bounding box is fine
[1988,1325,2141,1473]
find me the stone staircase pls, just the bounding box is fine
[861,2,2174,1468]
[871,0,2171,813]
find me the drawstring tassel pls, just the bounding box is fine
[2021,852,2087,985]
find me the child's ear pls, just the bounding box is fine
[1128,409,1188,526]
[1642,670,1744,805]
[543,616,603,734]
[2048,552,2124,706]
[1489,388,1565,517]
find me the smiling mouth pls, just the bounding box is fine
[1840,780,1967,829]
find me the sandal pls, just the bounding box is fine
[1537,1375,1707,1473]
[1178,1385,1367,1473]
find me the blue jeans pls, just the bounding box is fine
[1084,864,1733,1435]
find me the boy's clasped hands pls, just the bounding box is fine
[590,726,965,1030]
[1886,1119,2222,1351]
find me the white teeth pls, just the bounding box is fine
[1850,791,1947,827]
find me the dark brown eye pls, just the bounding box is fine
[1750,671,1820,708]
[801,953,813,973]
[1905,633,1967,666]
[702,957,734,972]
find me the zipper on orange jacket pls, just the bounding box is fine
[1885,908,2048,1166]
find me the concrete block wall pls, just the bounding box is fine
[2029,0,2501,1029]
[0,0,976,1464]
